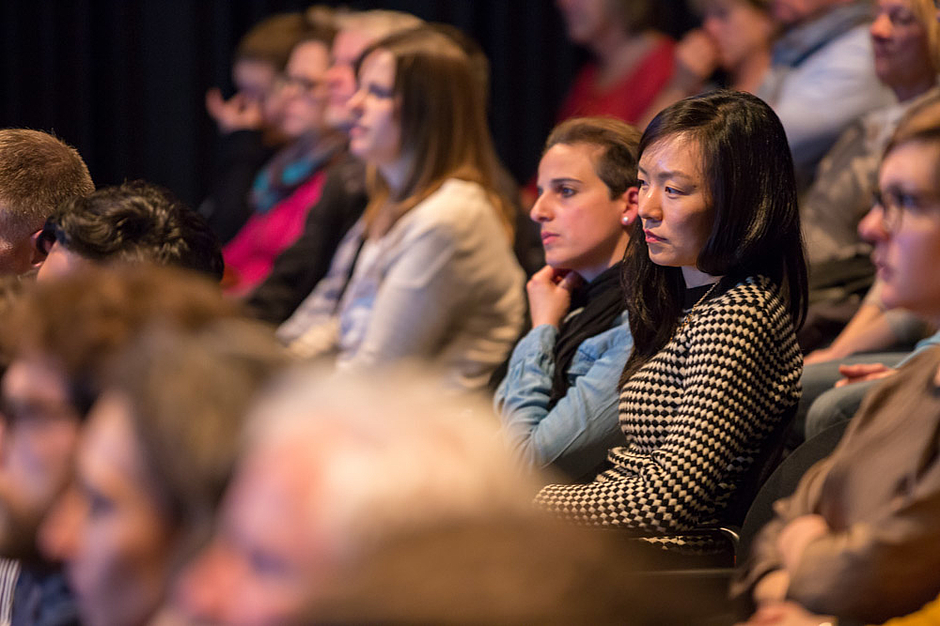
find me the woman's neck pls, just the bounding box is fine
[681,265,720,288]
[377,154,411,196]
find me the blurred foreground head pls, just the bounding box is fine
[173,367,726,624]
[172,368,539,624]
[0,265,238,561]
[39,318,287,626]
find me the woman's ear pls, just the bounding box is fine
[621,187,639,227]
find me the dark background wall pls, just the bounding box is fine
[0,1,695,207]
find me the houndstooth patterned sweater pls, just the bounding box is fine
[535,275,802,534]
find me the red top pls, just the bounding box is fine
[556,37,676,125]
[222,171,327,296]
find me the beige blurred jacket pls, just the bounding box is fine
[733,347,940,624]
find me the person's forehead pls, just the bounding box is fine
[78,392,148,496]
[332,29,374,64]
[882,140,940,181]
[288,41,330,76]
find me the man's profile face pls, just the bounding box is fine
[0,354,82,559]
[0,205,42,276]
[172,441,334,624]
[325,29,377,132]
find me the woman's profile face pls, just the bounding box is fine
[637,135,714,270]
[860,140,940,315]
[531,142,633,281]
[38,391,175,626]
[347,49,401,168]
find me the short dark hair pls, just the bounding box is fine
[44,180,224,281]
[622,90,807,381]
[0,128,94,236]
[544,117,641,199]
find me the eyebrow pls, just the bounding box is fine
[548,177,582,185]
[637,165,697,184]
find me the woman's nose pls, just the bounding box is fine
[529,193,552,223]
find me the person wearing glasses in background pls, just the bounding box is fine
[220,9,347,296]
[734,95,940,626]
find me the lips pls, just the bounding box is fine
[644,230,665,244]
[541,232,559,245]
[871,250,892,280]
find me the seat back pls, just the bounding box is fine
[737,419,849,558]
[719,402,799,529]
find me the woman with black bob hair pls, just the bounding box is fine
[536,90,807,544]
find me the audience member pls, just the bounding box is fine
[0,129,94,276]
[495,117,638,481]
[759,0,894,191]
[534,91,806,545]
[200,11,311,243]
[732,97,940,624]
[246,9,423,324]
[277,27,525,391]
[554,0,675,127]
[640,0,778,126]
[38,319,286,626]
[35,180,224,282]
[0,266,239,625]
[170,369,538,624]
[797,0,939,353]
[221,13,347,295]
[791,3,940,437]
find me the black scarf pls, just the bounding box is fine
[547,264,625,410]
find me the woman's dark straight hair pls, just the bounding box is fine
[619,90,807,386]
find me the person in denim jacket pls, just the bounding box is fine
[496,117,640,481]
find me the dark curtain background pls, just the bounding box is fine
[0,0,695,207]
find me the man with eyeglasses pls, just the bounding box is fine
[734,94,940,626]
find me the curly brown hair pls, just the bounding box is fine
[0,265,242,412]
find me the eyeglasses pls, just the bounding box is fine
[280,74,326,98]
[35,220,63,256]
[871,187,940,234]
